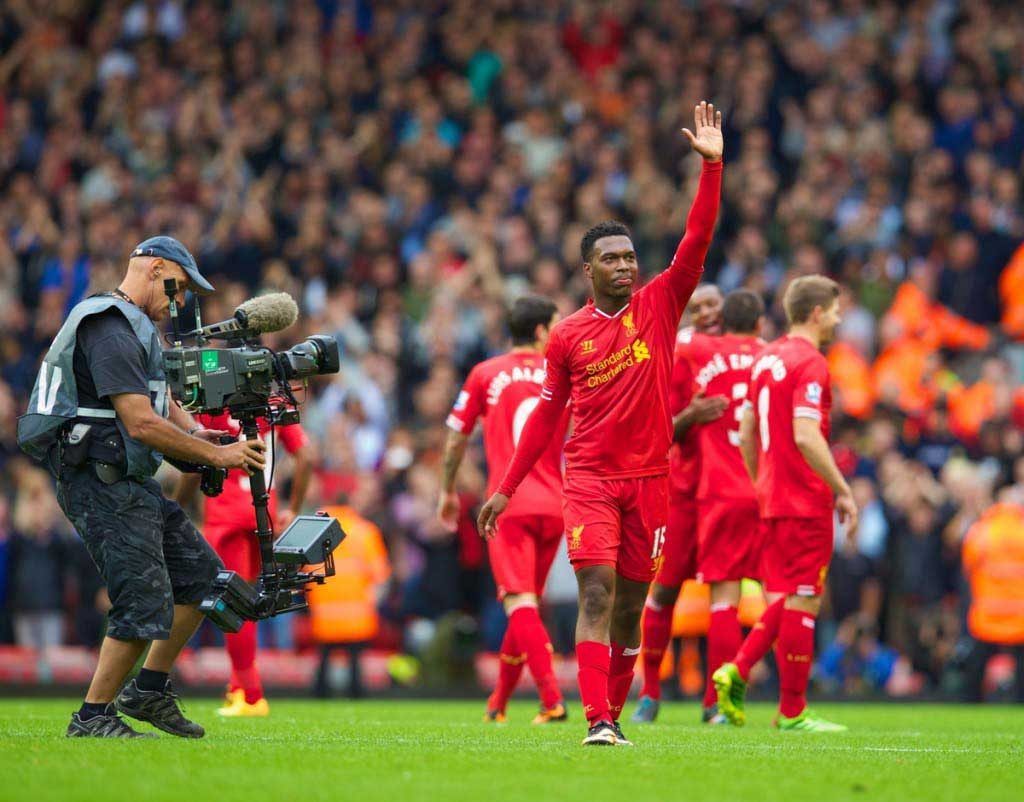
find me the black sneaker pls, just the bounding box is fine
[115,678,205,738]
[581,720,618,746]
[611,720,634,746]
[66,704,157,738]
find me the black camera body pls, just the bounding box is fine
[160,282,345,633]
[162,335,339,414]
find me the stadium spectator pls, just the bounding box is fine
[7,467,69,649]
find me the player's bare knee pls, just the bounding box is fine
[710,581,741,606]
[503,593,538,615]
[577,582,613,626]
[785,593,821,615]
[650,582,679,609]
[611,594,646,631]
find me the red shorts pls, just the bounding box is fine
[653,493,698,588]
[696,497,765,583]
[762,514,834,596]
[562,474,669,583]
[489,514,564,599]
[205,523,261,582]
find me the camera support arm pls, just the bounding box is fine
[235,410,279,607]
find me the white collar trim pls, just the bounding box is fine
[592,301,631,320]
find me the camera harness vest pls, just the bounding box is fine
[17,294,170,479]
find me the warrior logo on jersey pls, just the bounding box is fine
[622,311,637,336]
[805,382,822,405]
[580,339,595,354]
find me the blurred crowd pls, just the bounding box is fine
[2,0,1024,698]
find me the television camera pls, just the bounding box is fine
[159,279,345,633]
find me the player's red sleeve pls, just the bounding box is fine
[496,331,571,497]
[658,160,723,315]
[446,367,485,434]
[793,358,830,423]
[279,422,309,454]
[669,345,695,416]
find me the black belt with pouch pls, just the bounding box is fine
[60,421,128,483]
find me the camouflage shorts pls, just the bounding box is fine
[56,466,222,641]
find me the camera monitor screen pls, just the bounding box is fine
[272,515,345,564]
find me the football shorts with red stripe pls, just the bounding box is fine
[562,475,669,582]
[206,523,264,705]
[762,514,833,597]
[489,514,564,599]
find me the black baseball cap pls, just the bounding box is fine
[130,236,214,294]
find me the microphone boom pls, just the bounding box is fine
[187,293,299,338]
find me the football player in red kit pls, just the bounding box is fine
[439,295,568,724]
[479,101,724,747]
[684,289,766,720]
[176,414,313,716]
[631,284,727,724]
[714,276,858,732]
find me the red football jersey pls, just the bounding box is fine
[537,265,703,480]
[198,412,309,529]
[668,329,700,497]
[748,335,833,518]
[686,332,763,501]
[446,351,566,519]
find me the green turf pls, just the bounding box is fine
[1,699,1021,802]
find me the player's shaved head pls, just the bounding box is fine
[722,289,764,334]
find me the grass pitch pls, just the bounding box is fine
[1,699,1021,802]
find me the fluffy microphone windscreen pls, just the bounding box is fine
[236,292,299,333]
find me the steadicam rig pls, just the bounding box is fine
[158,279,345,632]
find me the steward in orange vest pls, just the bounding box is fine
[962,503,1024,646]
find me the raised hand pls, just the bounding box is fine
[682,101,723,162]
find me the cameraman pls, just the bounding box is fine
[18,236,266,739]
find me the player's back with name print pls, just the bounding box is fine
[750,335,832,519]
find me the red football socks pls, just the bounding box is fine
[509,606,562,709]
[777,608,817,718]
[735,596,785,680]
[705,603,742,708]
[608,641,639,720]
[576,640,611,725]
[489,626,525,713]
[225,621,264,704]
[640,599,673,699]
